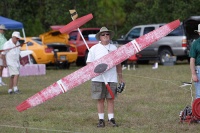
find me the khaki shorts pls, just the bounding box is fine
[0,58,3,66]
[91,81,117,99]
[8,66,20,76]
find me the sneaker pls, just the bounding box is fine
[122,66,127,70]
[0,82,7,86]
[97,119,105,127]
[14,90,21,94]
[108,118,118,127]
[152,62,158,69]
[152,66,158,69]
[8,90,13,94]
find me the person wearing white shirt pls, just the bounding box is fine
[2,31,22,94]
[0,24,7,86]
[86,27,124,127]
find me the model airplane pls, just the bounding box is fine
[16,14,180,112]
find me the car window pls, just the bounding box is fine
[159,24,184,36]
[33,39,42,45]
[143,27,155,34]
[27,42,33,46]
[69,31,78,40]
[167,25,184,36]
[82,30,99,40]
[127,28,141,40]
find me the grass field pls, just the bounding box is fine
[0,62,200,133]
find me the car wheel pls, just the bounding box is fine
[76,51,89,66]
[76,57,85,66]
[29,55,36,64]
[63,62,70,69]
[159,48,172,64]
[59,61,70,69]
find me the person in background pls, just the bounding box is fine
[86,27,124,127]
[152,60,159,69]
[121,60,128,70]
[190,24,200,99]
[127,54,140,70]
[0,24,7,86]
[2,31,22,94]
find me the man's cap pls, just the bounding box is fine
[0,24,7,30]
[12,31,22,39]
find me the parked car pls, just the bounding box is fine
[183,16,200,53]
[51,26,100,66]
[117,23,188,64]
[68,28,100,66]
[21,30,78,68]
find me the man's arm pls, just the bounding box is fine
[190,57,198,82]
[116,64,123,83]
[2,54,7,67]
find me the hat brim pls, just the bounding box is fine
[0,28,7,30]
[17,37,22,39]
[95,30,114,41]
[13,36,22,39]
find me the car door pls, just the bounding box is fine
[138,26,157,57]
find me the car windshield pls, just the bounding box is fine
[127,28,141,39]
[69,31,78,40]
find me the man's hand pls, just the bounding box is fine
[117,82,125,93]
[192,74,199,82]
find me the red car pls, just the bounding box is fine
[51,26,100,66]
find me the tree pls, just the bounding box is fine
[0,0,200,37]
[95,0,126,37]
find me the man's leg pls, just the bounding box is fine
[13,75,20,93]
[13,75,19,86]
[0,56,6,85]
[97,99,105,127]
[195,68,200,98]
[107,98,118,127]
[107,98,114,119]
[8,76,14,94]
[0,66,6,85]
[97,99,105,113]
[107,81,119,127]
[0,66,3,83]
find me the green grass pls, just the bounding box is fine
[0,62,199,133]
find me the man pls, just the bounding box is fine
[0,24,7,86]
[86,27,124,127]
[190,24,200,99]
[2,31,22,94]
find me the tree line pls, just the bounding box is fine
[0,0,199,39]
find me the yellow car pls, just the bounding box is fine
[21,30,78,68]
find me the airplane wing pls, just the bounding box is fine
[16,19,181,112]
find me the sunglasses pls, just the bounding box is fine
[101,33,110,36]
